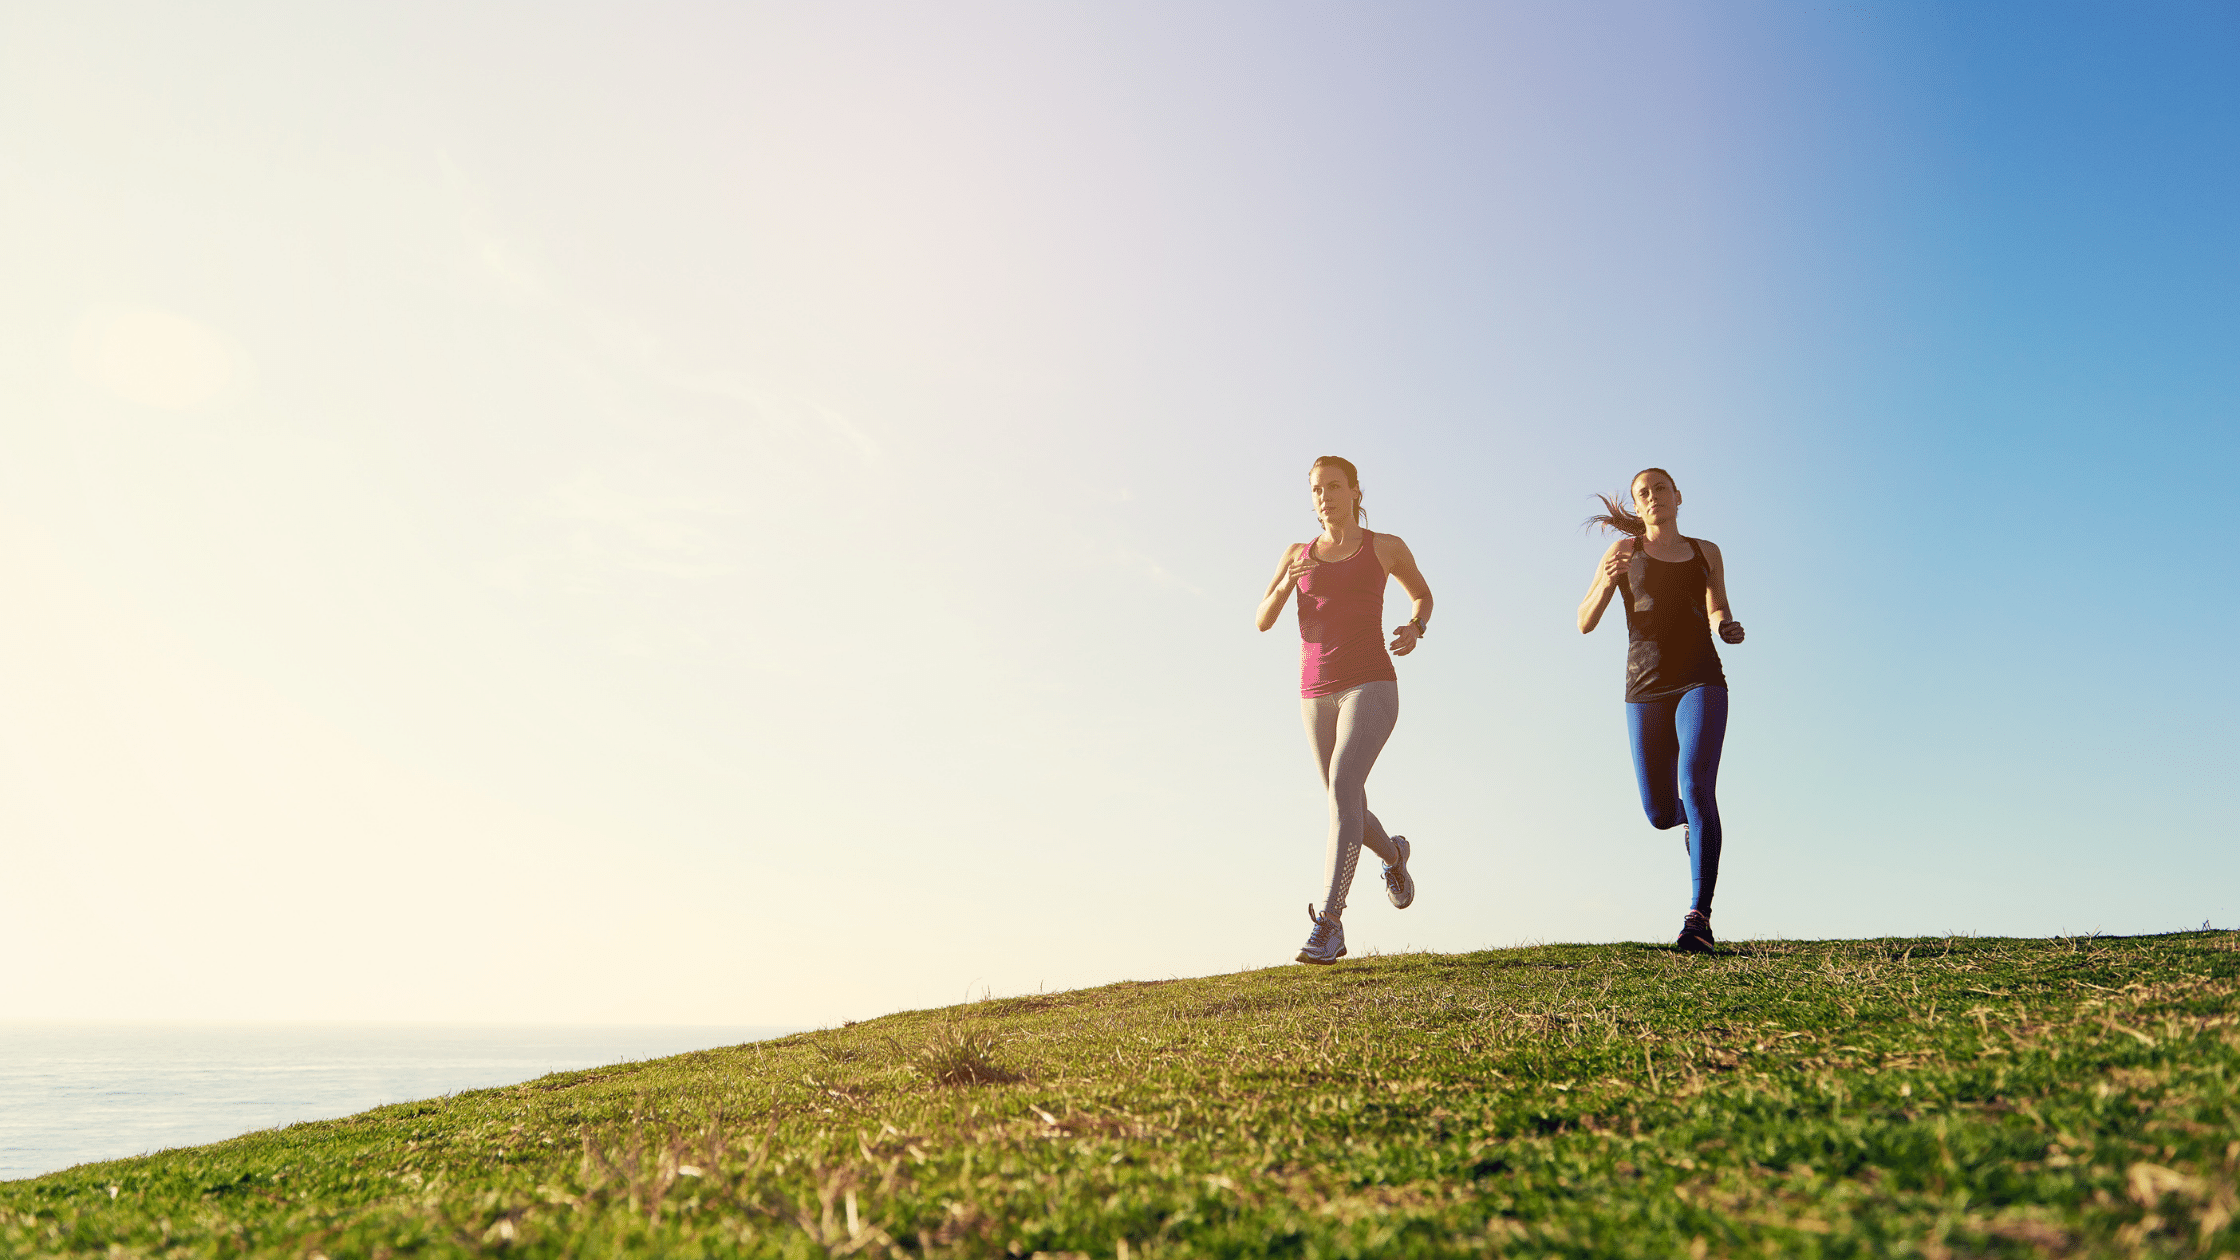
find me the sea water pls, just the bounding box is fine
[0,1023,800,1182]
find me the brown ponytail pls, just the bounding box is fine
[1583,467,1676,536]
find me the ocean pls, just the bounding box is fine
[0,1023,801,1182]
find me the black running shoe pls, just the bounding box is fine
[1676,910,1715,954]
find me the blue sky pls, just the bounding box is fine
[0,3,2231,1025]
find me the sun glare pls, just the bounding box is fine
[73,307,237,411]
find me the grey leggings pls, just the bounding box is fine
[1301,679,1399,920]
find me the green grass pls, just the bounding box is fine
[8,933,2240,1258]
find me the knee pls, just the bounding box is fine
[1646,803,1686,830]
[1677,780,1719,820]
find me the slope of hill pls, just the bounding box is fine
[7,932,2237,1257]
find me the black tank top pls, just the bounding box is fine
[1617,538,1728,703]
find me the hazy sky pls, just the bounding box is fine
[2,3,2233,1025]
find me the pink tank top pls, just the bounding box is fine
[1296,531,1397,698]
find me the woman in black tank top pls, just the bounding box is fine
[1576,468,1746,953]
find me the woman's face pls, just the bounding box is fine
[1632,470,1681,524]
[1310,464,1359,528]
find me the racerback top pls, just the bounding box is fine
[1616,537,1729,704]
[1296,531,1398,698]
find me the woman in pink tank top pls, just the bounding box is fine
[1254,456,1436,965]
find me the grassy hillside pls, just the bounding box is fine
[7,933,2239,1258]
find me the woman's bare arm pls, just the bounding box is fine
[1256,543,1316,632]
[1699,539,1744,643]
[1578,537,1633,633]
[1374,534,1433,655]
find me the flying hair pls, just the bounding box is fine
[1583,467,1678,537]
[1310,456,1366,523]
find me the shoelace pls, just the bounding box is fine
[1303,904,1336,948]
[1381,839,1410,888]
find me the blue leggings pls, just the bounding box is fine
[1626,685,1728,915]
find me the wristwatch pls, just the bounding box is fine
[1409,616,1428,637]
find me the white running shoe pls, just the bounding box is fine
[1382,835,1415,909]
[1295,904,1346,965]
